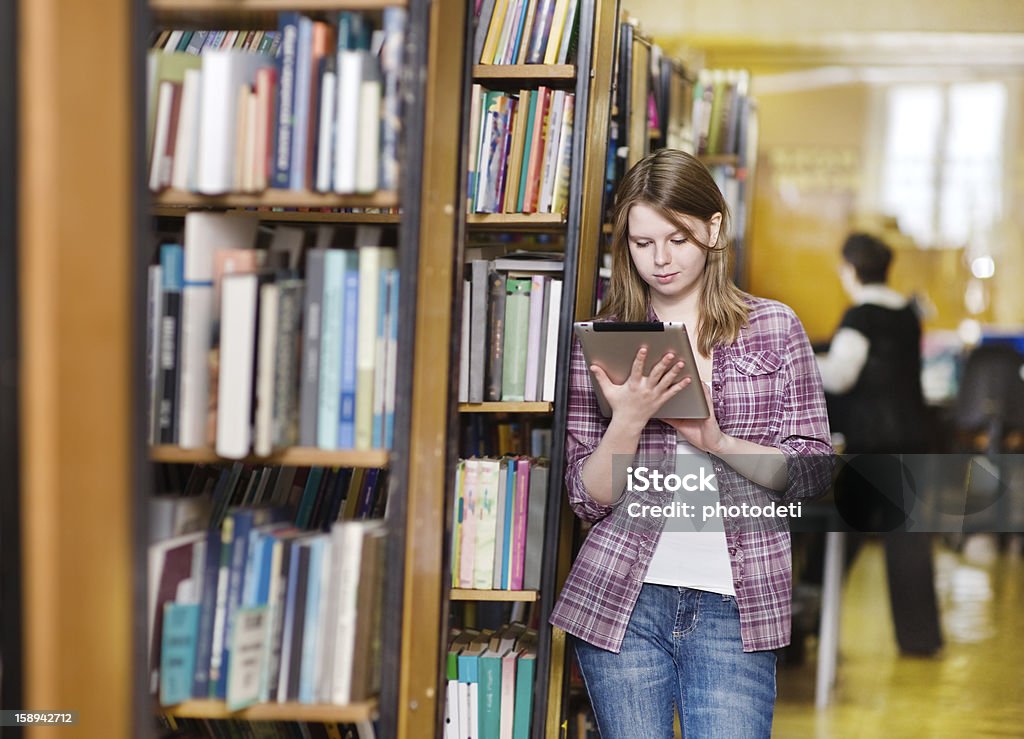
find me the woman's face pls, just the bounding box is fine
[626,202,720,303]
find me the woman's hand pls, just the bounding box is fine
[660,382,728,454]
[590,347,691,431]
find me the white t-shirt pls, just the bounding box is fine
[643,406,736,595]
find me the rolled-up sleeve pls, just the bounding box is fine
[564,338,616,523]
[777,312,835,501]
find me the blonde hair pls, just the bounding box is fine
[597,149,748,355]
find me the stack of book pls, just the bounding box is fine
[147,213,399,456]
[146,9,405,196]
[473,0,580,65]
[149,474,388,710]
[467,86,575,215]
[457,254,564,404]
[444,625,537,739]
[691,68,752,159]
[450,457,549,592]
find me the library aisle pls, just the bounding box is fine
[774,540,1024,738]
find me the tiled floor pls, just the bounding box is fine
[773,537,1024,738]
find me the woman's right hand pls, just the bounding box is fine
[590,347,691,430]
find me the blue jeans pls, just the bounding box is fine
[573,584,777,739]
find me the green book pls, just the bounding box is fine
[512,648,536,739]
[501,278,532,401]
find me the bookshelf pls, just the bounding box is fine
[444,1,618,737]
[139,3,465,739]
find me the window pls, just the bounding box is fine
[880,82,1007,248]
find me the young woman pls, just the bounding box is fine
[550,149,832,738]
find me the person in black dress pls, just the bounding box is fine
[816,232,943,656]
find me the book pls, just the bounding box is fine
[215,272,265,459]
[500,277,532,401]
[196,50,273,194]
[159,602,201,706]
[178,212,258,449]
[298,248,327,447]
[156,243,184,445]
[355,245,396,449]
[270,13,300,189]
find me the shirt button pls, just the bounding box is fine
[728,547,737,556]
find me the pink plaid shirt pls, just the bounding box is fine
[550,296,833,653]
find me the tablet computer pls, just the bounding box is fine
[573,321,709,419]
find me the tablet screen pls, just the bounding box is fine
[573,321,710,419]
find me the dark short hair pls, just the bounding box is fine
[841,232,892,284]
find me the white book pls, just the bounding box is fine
[315,67,337,192]
[329,520,385,704]
[170,68,202,192]
[147,264,163,445]
[457,681,471,739]
[444,679,461,739]
[537,90,565,213]
[196,50,272,195]
[225,606,269,711]
[472,459,502,589]
[163,30,184,54]
[215,273,259,458]
[542,279,563,401]
[177,212,258,449]
[333,49,363,194]
[242,88,259,193]
[492,464,508,589]
[523,275,546,402]
[253,281,279,457]
[355,55,381,194]
[148,80,175,191]
[458,281,470,403]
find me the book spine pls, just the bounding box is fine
[485,269,507,401]
[500,277,531,402]
[157,244,184,445]
[289,16,314,191]
[271,13,300,188]
[316,250,343,449]
[522,275,545,402]
[378,9,405,192]
[338,253,360,448]
[298,249,326,447]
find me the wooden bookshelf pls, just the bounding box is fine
[473,64,575,81]
[450,589,539,602]
[153,190,400,210]
[458,402,553,414]
[149,445,390,468]
[152,206,401,224]
[467,212,566,230]
[159,699,378,722]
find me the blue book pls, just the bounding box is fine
[289,15,314,191]
[294,466,325,530]
[298,534,328,703]
[215,507,287,699]
[384,269,400,449]
[317,250,344,448]
[190,527,222,697]
[501,458,516,589]
[270,12,300,188]
[160,602,201,706]
[337,251,360,448]
[371,268,390,448]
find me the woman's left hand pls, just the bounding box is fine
[659,383,728,454]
